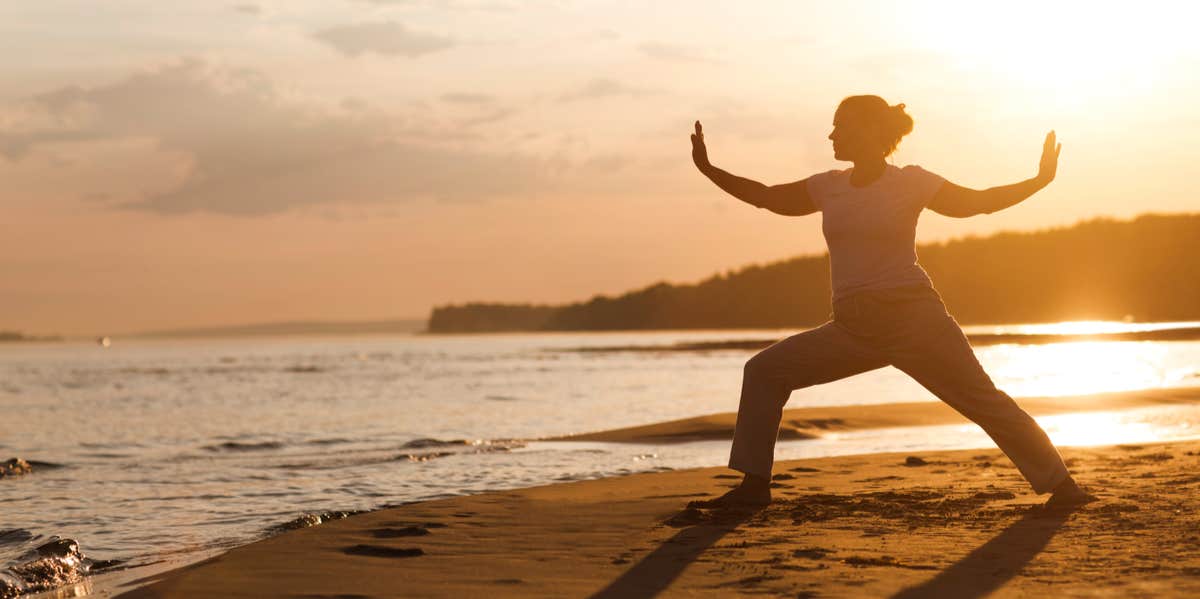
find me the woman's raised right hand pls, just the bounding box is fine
[690,120,710,169]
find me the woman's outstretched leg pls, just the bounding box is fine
[885,305,1092,505]
[692,320,887,509]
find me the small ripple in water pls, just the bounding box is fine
[202,441,287,452]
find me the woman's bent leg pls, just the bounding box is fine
[886,308,1070,494]
[728,321,887,478]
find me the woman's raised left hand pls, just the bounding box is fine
[1036,130,1061,185]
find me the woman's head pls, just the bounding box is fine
[828,95,913,162]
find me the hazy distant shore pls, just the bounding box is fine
[124,318,427,339]
[0,331,62,343]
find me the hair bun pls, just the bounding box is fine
[896,103,906,110]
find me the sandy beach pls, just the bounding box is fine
[109,433,1200,598]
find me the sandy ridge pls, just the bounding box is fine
[549,386,1200,443]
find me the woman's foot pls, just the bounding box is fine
[688,473,771,510]
[1044,476,1097,510]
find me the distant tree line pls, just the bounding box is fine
[427,213,1200,332]
[0,331,62,342]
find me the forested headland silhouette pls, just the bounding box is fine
[0,331,63,343]
[428,213,1200,333]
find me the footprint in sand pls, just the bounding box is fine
[343,544,425,558]
[645,492,711,499]
[713,474,740,479]
[971,490,1016,500]
[384,520,446,529]
[371,526,431,538]
[853,475,905,483]
[664,507,710,527]
[1133,452,1174,462]
[842,555,937,570]
[791,547,829,560]
[789,467,821,473]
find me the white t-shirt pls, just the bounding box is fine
[805,164,947,302]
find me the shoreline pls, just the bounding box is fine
[549,386,1200,443]
[103,437,1200,598]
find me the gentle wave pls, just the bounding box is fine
[400,438,472,449]
[0,536,121,598]
[202,441,287,452]
[264,510,365,534]
[275,439,526,471]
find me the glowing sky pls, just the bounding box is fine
[2,1,1198,335]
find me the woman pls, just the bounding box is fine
[688,95,1093,510]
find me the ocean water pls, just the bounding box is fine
[3,326,1200,595]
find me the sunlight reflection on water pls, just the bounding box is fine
[1038,409,1196,447]
[984,340,1197,398]
[821,405,1200,456]
[966,319,1200,336]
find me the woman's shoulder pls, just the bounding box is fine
[808,167,849,185]
[804,168,849,209]
[896,164,944,180]
[894,164,947,200]
[811,167,849,178]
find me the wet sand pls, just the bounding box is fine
[110,438,1200,598]
[551,386,1200,443]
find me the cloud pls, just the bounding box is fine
[637,42,716,64]
[436,93,516,127]
[0,60,551,216]
[458,106,516,127]
[589,29,619,41]
[354,0,515,9]
[440,92,495,104]
[311,21,454,58]
[231,3,260,15]
[558,78,655,103]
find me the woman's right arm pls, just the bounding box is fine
[691,121,817,217]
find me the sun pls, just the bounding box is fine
[908,2,1197,109]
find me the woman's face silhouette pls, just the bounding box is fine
[828,107,884,163]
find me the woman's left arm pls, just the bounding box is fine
[928,131,1061,218]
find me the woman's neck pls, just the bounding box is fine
[849,159,888,187]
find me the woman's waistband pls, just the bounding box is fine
[833,282,941,307]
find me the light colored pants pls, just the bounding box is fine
[728,284,1070,494]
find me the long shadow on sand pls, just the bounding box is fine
[889,505,1076,599]
[588,507,757,599]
